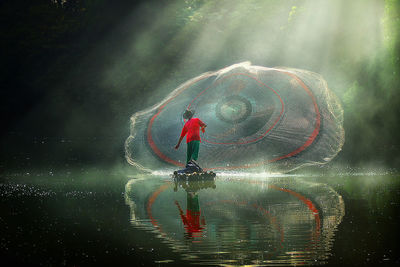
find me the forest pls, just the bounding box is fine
[1,0,399,170]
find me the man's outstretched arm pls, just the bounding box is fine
[175,126,187,149]
[175,135,185,149]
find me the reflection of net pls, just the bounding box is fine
[125,62,344,172]
[124,176,345,266]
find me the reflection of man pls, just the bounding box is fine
[174,192,206,239]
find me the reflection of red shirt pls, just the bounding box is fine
[181,210,203,233]
[175,201,206,238]
[180,118,206,143]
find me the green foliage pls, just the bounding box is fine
[383,0,400,62]
[1,0,400,168]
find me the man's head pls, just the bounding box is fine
[183,109,194,120]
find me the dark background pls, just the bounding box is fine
[1,0,399,172]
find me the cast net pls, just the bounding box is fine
[125,62,344,172]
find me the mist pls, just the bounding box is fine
[1,0,398,171]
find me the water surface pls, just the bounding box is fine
[0,170,399,266]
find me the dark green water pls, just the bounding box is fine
[0,170,399,266]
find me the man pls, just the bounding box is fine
[174,109,207,165]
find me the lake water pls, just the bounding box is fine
[0,170,399,266]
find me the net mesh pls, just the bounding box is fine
[125,62,344,172]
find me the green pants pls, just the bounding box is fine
[186,140,200,164]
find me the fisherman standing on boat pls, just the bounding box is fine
[174,109,207,165]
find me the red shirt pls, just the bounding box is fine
[180,118,205,143]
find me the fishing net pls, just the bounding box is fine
[125,62,344,172]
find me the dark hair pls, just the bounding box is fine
[183,109,194,119]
